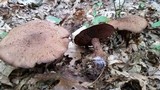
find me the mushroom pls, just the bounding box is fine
[74,23,115,46]
[108,15,148,47]
[73,23,115,68]
[108,15,148,33]
[0,20,70,68]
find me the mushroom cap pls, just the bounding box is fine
[108,15,148,33]
[0,20,69,68]
[74,23,115,46]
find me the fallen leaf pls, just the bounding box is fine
[150,1,160,12]
[139,2,145,10]
[64,42,84,67]
[130,74,148,90]
[108,55,123,65]
[121,79,142,90]
[0,0,8,6]
[16,0,43,5]
[0,30,7,39]
[151,21,160,28]
[0,17,11,32]
[15,72,60,90]
[53,77,87,90]
[149,70,160,80]
[114,0,125,8]
[15,76,32,90]
[53,69,88,90]
[0,0,7,3]
[97,2,103,7]
[151,41,160,52]
[73,9,85,21]
[46,15,62,24]
[92,10,97,17]
[0,7,10,19]
[99,11,116,18]
[92,16,109,25]
[0,60,15,86]
[128,65,141,73]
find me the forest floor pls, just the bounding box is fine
[0,0,160,90]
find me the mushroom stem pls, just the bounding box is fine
[91,38,106,69]
[91,38,105,57]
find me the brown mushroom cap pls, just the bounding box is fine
[74,23,115,46]
[0,20,69,68]
[108,15,148,33]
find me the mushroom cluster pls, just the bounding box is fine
[73,15,148,68]
[0,20,69,68]
[0,15,148,69]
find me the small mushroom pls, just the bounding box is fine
[74,24,115,68]
[108,15,148,33]
[108,15,148,47]
[0,20,70,68]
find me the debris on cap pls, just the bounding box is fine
[108,15,148,33]
[0,20,70,68]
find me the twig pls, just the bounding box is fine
[90,66,105,85]
[118,0,125,17]
[113,0,125,18]
[113,0,117,19]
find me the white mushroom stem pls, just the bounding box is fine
[91,38,105,57]
[91,38,106,69]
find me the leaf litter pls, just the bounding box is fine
[0,0,160,90]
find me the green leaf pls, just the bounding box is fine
[139,2,145,10]
[92,16,109,25]
[0,31,8,39]
[151,21,160,28]
[97,2,103,7]
[83,22,90,28]
[151,41,160,51]
[92,10,97,17]
[92,1,103,17]
[46,16,62,24]
[151,45,160,51]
